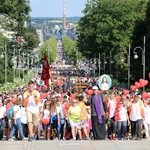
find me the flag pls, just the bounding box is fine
[41,54,50,86]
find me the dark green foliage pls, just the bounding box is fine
[77,0,149,80]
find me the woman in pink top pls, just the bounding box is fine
[115,100,129,140]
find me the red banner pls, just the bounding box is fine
[41,54,50,86]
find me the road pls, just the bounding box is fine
[0,140,150,150]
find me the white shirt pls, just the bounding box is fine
[20,107,27,124]
[130,102,143,121]
[144,105,150,124]
[57,104,64,118]
[118,106,128,121]
[26,95,39,113]
[109,100,116,118]
[0,106,6,119]
[13,105,21,119]
[43,109,50,118]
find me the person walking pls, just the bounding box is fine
[23,80,41,141]
[9,97,25,141]
[68,98,82,140]
[143,99,150,139]
[78,94,90,140]
[129,95,144,140]
[115,100,129,140]
[90,86,107,140]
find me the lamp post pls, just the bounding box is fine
[22,52,24,82]
[103,52,113,75]
[128,44,131,89]
[18,48,21,81]
[0,43,7,91]
[74,48,78,65]
[103,52,106,74]
[13,48,17,85]
[98,53,101,77]
[133,36,146,90]
[105,51,113,75]
[109,51,112,75]
[4,43,7,88]
[17,36,25,81]
[120,44,131,89]
[90,53,101,78]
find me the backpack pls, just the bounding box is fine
[6,106,14,118]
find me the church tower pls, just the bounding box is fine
[63,0,67,29]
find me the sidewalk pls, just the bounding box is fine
[0,140,150,150]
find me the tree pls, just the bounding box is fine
[0,35,14,84]
[144,0,150,78]
[62,35,77,61]
[41,37,57,63]
[0,0,30,36]
[77,0,148,79]
[24,31,40,53]
[0,33,6,84]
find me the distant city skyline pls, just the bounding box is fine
[30,0,87,17]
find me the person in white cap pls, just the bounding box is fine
[90,86,107,140]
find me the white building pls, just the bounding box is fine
[36,29,44,46]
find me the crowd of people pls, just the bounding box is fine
[0,74,150,142]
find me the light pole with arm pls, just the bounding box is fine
[4,43,7,87]
[103,51,112,75]
[98,53,101,77]
[128,44,131,89]
[1,43,8,90]
[13,47,16,85]
[90,54,101,78]
[133,36,146,90]
[120,45,131,89]
[103,52,106,74]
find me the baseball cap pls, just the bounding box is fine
[92,86,98,90]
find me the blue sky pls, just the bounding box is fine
[30,0,87,17]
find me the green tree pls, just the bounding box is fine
[77,0,148,77]
[24,31,40,53]
[144,0,150,79]
[62,35,77,62]
[0,0,30,36]
[0,39,14,85]
[41,37,57,63]
[0,33,6,84]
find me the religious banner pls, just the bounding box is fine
[41,54,50,86]
[98,74,112,91]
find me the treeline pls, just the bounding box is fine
[77,0,150,81]
[0,0,39,90]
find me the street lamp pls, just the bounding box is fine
[120,44,131,89]
[17,36,25,81]
[12,47,17,85]
[128,44,131,89]
[4,44,7,87]
[133,36,146,90]
[22,52,25,82]
[89,53,101,77]
[133,36,146,80]
[74,48,78,65]
[105,51,113,75]
[103,52,106,74]
[0,43,7,91]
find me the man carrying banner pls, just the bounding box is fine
[41,54,50,87]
